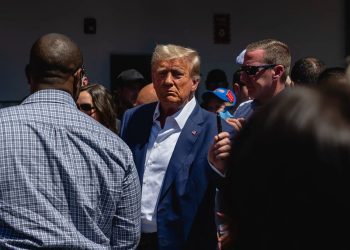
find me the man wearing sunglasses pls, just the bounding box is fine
[214,39,291,249]
[232,39,291,121]
[0,33,140,249]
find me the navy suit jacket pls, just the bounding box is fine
[120,101,233,250]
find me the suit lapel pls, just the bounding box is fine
[158,104,204,202]
[131,103,157,181]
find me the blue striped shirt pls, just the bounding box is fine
[0,89,141,249]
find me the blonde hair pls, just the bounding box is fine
[152,44,200,79]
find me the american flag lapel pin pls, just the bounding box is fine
[192,130,197,136]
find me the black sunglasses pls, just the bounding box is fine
[240,64,276,76]
[77,103,95,112]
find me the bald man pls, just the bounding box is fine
[135,83,158,105]
[0,33,140,249]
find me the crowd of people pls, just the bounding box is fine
[0,32,350,250]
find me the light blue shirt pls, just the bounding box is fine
[233,99,256,119]
[0,89,141,249]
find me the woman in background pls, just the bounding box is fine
[77,83,118,134]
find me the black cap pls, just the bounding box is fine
[205,69,228,84]
[116,69,145,86]
[205,69,228,90]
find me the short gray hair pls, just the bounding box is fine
[152,44,200,79]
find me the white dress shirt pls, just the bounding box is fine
[141,97,197,233]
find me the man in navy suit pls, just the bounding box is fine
[120,44,233,250]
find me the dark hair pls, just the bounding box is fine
[80,84,117,134]
[223,85,350,249]
[205,69,228,90]
[291,57,326,85]
[317,67,347,86]
[232,69,243,86]
[115,69,145,87]
[28,33,83,84]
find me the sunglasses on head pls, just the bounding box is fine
[240,64,276,76]
[77,103,95,112]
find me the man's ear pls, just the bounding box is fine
[72,68,83,101]
[191,76,200,91]
[25,64,31,84]
[273,65,285,79]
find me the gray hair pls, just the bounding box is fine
[152,44,200,80]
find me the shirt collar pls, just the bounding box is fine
[153,97,197,130]
[21,89,76,107]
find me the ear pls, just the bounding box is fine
[73,68,81,78]
[273,65,285,79]
[72,68,83,101]
[191,76,200,91]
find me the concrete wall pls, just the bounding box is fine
[0,0,345,101]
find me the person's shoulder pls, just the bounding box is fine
[0,105,27,122]
[126,102,157,115]
[0,105,15,115]
[73,113,134,158]
[79,116,133,157]
[238,99,254,108]
[66,115,135,172]
[121,102,157,132]
[190,105,214,123]
[233,99,254,118]
[122,102,157,124]
[198,105,215,116]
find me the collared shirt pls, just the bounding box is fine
[232,99,260,119]
[219,109,234,120]
[141,97,196,233]
[0,89,141,249]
